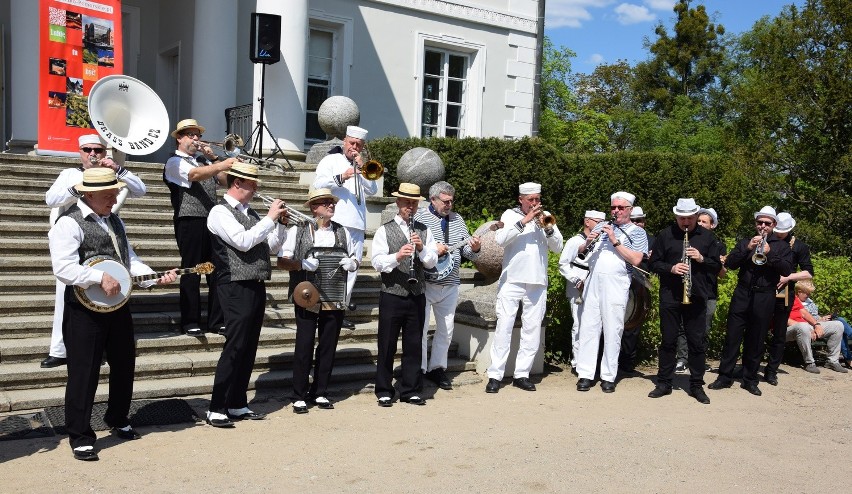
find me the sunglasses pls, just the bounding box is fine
[313,200,335,206]
[755,220,774,226]
[81,147,106,153]
[181,131,202,138]
[611,205,631,210]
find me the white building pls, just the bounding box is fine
[0,0,542,163]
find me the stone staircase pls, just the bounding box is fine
[0,153,481,412]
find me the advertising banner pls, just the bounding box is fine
[37,0,122,156]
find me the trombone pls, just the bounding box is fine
[199,134,291,172]
[256,194,317,228]
[361,144,384,180]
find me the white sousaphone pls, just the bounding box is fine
[87,74,169,155]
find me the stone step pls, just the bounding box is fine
[0,355,476,412]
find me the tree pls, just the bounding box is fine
[730,0,852,255]
[634,0,726,115]
[538,37,577,149]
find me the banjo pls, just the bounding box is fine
[74,256,214,313]
[424,222,501,282]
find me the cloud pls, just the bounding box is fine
[613,3,656,24]
[546,0,614,28]
[587,53,605,65]
[644,0,675,11]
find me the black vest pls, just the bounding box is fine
[210,199,271,283]
[380,219,427,297]
[286,221,348,301]
[163,154,218,218]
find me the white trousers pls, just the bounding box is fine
[569,295,581,368]
[49,279,66,358]
[487,281,546,380]
[421,283,460,372]
[576,272,630,382]
[344,226,365,305]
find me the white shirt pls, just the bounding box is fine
[278,223,353,258]
[494,208,563,286]
[371,215,438,273]
[46,166,146,210]
[48,198,156,288]
[163,150,205,188]
[207,193,287,253]
[311,152,378,230]
[585,221,648,276]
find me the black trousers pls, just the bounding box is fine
[209,280,265,413]
[619,327,640,372]
[292,307,343,401]
[718,287,775,386]
[375,292,425,400]
[657,301,707,387]
[63,288,135,449]
[765,294,792,375]
[174,217,222,330]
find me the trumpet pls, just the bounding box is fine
[752,234,767,265]
[536,212,556,231]
[199,134,289,173]
[256,194,317,228]
[361,144,384,180]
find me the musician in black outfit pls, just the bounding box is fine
[647,199,721,404]
[709,206,793,396]
[763,212,813,386]
[277,188,359,413]
[49,167,176,461]
[163,118,235,335]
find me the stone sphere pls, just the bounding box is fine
[397,147,445,193]
[318,96,360,139]
[471,220,505,283]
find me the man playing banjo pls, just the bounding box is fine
[49,167,177,461]
[413,181,480,391]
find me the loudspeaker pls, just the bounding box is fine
[250,13,281,65]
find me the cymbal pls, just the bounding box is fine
[293,281,319,308]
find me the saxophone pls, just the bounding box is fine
[682,228,692,305]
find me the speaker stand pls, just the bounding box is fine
[248,63,293,170]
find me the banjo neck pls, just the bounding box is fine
[131,265,209,284]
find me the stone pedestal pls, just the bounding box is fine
[452,282,544,376]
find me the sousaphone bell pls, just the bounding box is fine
[87,75,170,155]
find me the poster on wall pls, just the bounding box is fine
[37,0,122,156]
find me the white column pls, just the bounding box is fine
[10,0,39,143]
[254,0,307,153]
[190,0,238,139]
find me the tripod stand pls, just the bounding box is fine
[248,62,292,169]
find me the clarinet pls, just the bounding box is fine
[578,214,615,260]
[406,218,418,285]
[682,227,692,304]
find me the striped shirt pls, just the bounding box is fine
[414,207,476,286]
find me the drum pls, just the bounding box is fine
[624,270,652,330]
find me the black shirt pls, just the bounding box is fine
[649,223,722,304]
[725,232,793,291]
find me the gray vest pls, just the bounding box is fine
[380,219,426,297]
[64,205,130,268]
[210,199,271,283]
[163,155,217,218]
[286,221,348,300]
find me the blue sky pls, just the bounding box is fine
[544,0,806,73]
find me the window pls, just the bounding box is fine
[306,29,334,141]
[422,49,468,138]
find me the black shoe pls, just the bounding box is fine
[576,378,593,391]
[600,381,616,393]
[40,356,67,368]
[72,447,99,461]
[205,412,235,428]
[512,377,536,391]
[109,425,141,440]
[215,325,227,335]
[377,397,393,407]
[402,396,426,405]
[183,324,203,336]
[227,410,266,421]
[741,382,762,396]
[689,386,711,404]
[764,372,778,386]
[426,368,453,390]
[708,378,733,390]
[647,385,672,398]
[348,303,357,311]
[485,378,501,393]
[342,319,355,329]
[312,398,334,410]
[292,403,308,414]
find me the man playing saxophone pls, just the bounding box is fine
[647,199,721,404]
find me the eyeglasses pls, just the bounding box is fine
[611,205,631,211]
[314,200,335,206]
[755,220,774,226]
[437,198,454,205]
[81,147,106,154]
[181,131,202,138]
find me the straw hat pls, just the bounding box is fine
[75,167,126,192]
[391,183,425,201]
[170,118,206,139]
[305,188,339,206]
[226,162,262,184]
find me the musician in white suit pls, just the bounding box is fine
[485,182,563,393]
[414,181,480,391]
[41,134,147,368]
[48,167,175,461]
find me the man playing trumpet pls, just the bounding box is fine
[485,182,563,394]
[312,126,378,329]
[647,198,721,404]
[277,188,359,413]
